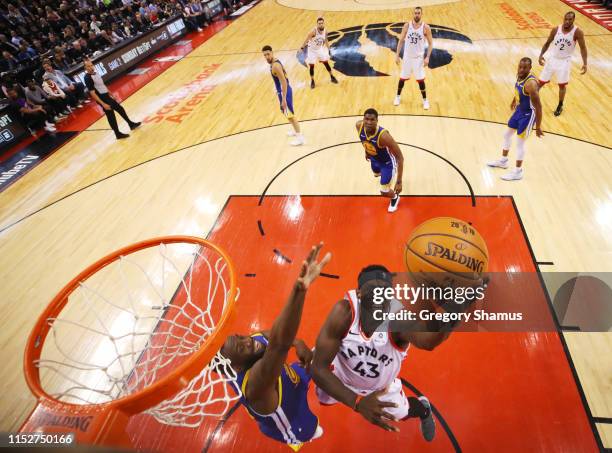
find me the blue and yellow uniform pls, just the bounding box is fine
[358,123,396,191]
[508,73,537,138]
[271,60,294,118]
[233,333,320,451]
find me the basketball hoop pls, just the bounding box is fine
[21,236,240,446]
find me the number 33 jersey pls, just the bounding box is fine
[331,290,408,392]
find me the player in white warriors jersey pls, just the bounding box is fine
[312,265,462,439]
[538,11,588,116]
[301,17,338,89]
[394,7,433,109]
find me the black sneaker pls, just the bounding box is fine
[129,121,142,130]
[418,396,436,442]
[388,195,400,212]
[310,79,315,89]
[330,75,338,84]
[116,132,130,140]
[554,104,563,116]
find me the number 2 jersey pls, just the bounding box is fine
[330,290,408,392]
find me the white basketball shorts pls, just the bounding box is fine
[306,46,330,64]
[400,56,426,81]
[539,56,571,85]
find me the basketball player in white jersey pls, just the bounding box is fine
[311,265,461,439]
[538,12,588,116]
[301,17,338,89]
[394,7,433,109]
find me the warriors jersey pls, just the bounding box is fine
[359,124,392,163]
[270,59,290,94]
[550,25,577,59]
[234,333,319,448]
[308,27,326,50]
[330,290,408,392]
[403,21,426,58]
[515,73,537,114]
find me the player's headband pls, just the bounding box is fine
[358,270,393,288]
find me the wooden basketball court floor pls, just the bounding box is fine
[0,0,610,450]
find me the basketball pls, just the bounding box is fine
[405,217,489,287]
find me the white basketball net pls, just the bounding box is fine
[35,241,241,427]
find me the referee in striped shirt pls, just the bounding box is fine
[83,58,141,140]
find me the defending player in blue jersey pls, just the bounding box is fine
[262,45,305,146]
[356,108,405,212]
[220,243,331,451]
[487,57,544,181]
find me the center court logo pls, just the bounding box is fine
[297,23,472,77]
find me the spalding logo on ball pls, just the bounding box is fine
[405,217,489,288]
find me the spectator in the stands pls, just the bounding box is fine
[90,14,103,35]
[67,39,87,62]
[6,4,27,26]
[16,43,37,63]
[46,6,65,31]
[111,22,128,41]
[87,30,105,52]
[132,12,152,33]
[1,74,24,98]
[99,29,117,47]
[41,73,75,113]
[52,48,72,71]
[24,78,69,121]
[47,32,62,50]
[79,20,90,39]
[183,2,203,32]
[63,25,77,43]
[0,34,19,54]
[7,87,57,133]
[42,59,88,106]
[0,50,20,73]
[32,39,48,57]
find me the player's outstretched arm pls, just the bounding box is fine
[576,28,588,73]
[526,79,544,137]
[301,30,315,50]
[379,130,404,194]
[246,244,331,413]
[538,27,556,65]
[395,24,408,64]
[424,24,433,66]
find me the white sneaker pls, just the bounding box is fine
[388,195,400,212]
[393,95,401,106]
[287,130,296,137]
[423,99,430,110]
[501,168,523,181]
[45,121,55,128]
[44,124,56,132]
[487,157,509,169]
[290,134,305,146]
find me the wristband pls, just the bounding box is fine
[353,394,363,412]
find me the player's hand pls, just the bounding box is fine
[395,55,400,66]
[365,153,370,161]
[281,99,288,114]
[424,56,430,67]
[294,339,313,370]
[356,389,399,432]
[510,99,517,111]
[580,64,587,74]
[538,56,545,66]
[394,181,402,194]
[535,128,544,138]
[101,103,111,111]
[296,242,331,291]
